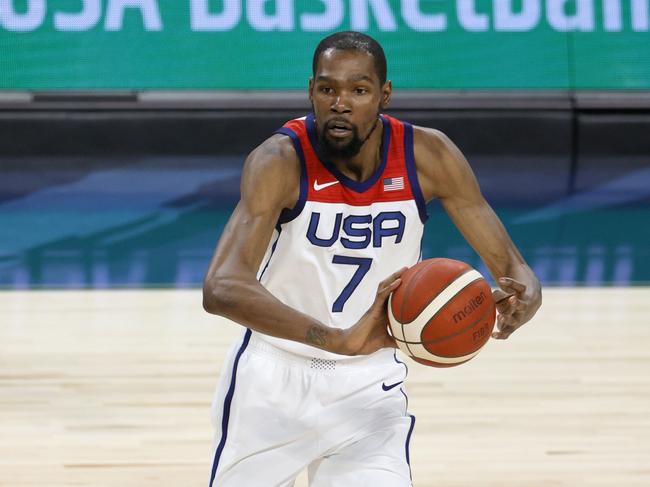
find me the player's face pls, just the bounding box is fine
[309,49,391,160]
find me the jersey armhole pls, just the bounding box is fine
[274,128,308,225]
[403,122,428,223]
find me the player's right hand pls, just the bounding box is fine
[337,267,407,356]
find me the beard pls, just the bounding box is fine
[313,107,381,161]
[316,122,364,159]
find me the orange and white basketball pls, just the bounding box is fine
[388,258,496,367]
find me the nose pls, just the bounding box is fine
[331,93,351,114]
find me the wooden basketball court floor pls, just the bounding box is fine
[1,287,649,487]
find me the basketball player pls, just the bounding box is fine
[203,31,542,486]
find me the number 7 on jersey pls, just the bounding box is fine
[331,255,372,312]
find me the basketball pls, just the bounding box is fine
[387,258,496,368]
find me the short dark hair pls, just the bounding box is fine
[312,31,387,86]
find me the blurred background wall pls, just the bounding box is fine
[1,0,649,288]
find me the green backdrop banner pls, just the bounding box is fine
[2,0,650,89]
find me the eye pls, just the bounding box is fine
[355,87,368,95]
[320,86,334,94]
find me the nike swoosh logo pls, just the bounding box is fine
[381,381,404,391]
[313,180,340,191]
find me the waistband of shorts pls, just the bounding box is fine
[247,333,397,371]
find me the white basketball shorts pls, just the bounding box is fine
[208,329,415,487]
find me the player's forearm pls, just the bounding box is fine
[480,230,542,319]
[482,236,542,310]
[202,276,344,353]
[449,201,542,312]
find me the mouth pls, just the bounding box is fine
[326,119,353,138]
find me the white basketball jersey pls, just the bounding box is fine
[256,113,428,360]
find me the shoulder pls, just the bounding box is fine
[412,125,456,161]
[245,133,300,175]
[410,125,468,201]
[240,133,301,210]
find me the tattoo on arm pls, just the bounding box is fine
[306,325,327,347]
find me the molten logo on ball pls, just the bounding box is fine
[452,291,486,324]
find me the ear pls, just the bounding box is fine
[308,77,314,104]
[380,80,392,109]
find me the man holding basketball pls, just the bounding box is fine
[203,31,541,486]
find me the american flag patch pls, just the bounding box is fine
[383,177,404,191]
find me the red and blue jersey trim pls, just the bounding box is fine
[274,113,428,223]
[274,126,308,225]
[403,122,428,223]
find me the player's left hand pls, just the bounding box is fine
[491,277,540,340]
